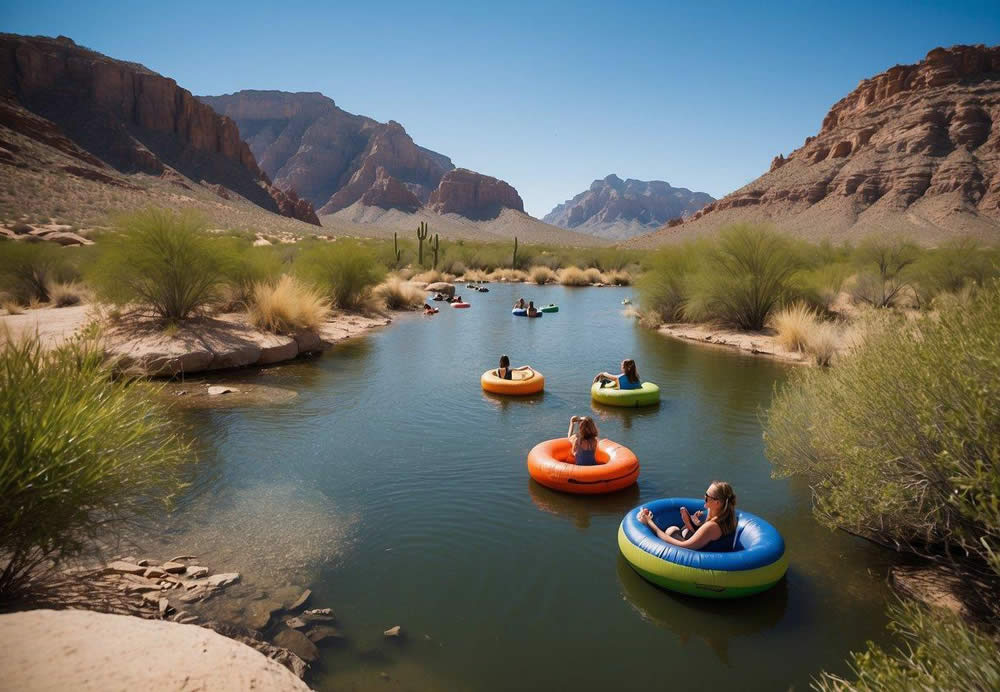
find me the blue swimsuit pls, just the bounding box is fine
[574,442,598,466]
[617,374,641,390]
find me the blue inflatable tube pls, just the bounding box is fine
[512,308,527,316]
[618,498,788,598]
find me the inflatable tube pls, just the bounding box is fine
[540,304,559,313]
[481,368,544,395]
[512,308,527,316]
[527,438,639,494]
[452,302,471,308]
[591,381,660,407]
[618,498,788,599]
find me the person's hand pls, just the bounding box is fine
[694,510,704,522]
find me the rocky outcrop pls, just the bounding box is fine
[268,185,320,225]
[631,44,1000,247]
[428,168,524,219]
[360,166,422,211]
[199,91,454,213]
[544,174,714,239]
[0,34,319,225]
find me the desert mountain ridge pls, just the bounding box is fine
[199,90,527,221]
[628,43,1000,248]
[544,174,714,239]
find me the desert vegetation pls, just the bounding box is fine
[248,275,331,333]
[0,335,191,598]
[765,280,1000,685]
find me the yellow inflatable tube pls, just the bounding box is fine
[481,368,544,395]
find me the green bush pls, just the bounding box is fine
[215,238,283,311]
[0,336,191,597]
[0,242,69,303]
[910,238,1000,306]
[764,280,1000,578]
[815,600,1000,691]
[636,242,703,321]
[851,239,919,308]
[88,208,225,321]
[296,240,386,309]
[684,224,800,329]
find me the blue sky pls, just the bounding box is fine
[4,1,999,216]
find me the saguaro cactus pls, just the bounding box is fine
[393,232,401,266]
[512,236,518,268]
[416,221,428,266]
[431,233,440,269]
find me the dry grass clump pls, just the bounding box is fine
[248,275,331,333]
[603,269,632,286]
[583,267,603,284]
[461,269,489,282]
[396,267,416,280]
[412,269,443,284]
[558,266,590,286]
[373,278,427,310]
[47,281,88,308]
[806,322,839,366]
[2,299,24,315]
[488,268,528,282]
[771,302,817,352]
[529,266,556,284]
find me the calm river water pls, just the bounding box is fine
[147,284,897,691]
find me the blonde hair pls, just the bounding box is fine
[707,481,737,536]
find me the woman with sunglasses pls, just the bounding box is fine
[637,481,737,550]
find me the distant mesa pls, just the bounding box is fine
[630,43,1000,247]
[199,90,527,222]
[544,174,714,239]
[0,33,320,225]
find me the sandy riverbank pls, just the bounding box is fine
[657,322,809,364]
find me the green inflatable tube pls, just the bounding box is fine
[591,381,660,407]
[540,304,559,313]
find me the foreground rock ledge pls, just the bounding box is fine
[0,609,310,692]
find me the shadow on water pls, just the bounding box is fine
[588,399,664,429]
[528,479,640,530]
[616,553,789,665]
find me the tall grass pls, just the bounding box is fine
[0,242,69,303]
[603,269,632,286]
[636,242,703,322]
[89,208,225,321]
[373,277,427,310]
[248,275,331,333]
[296,240,386,310]
[558,266,590,286]
[583,267,603,284]
[411,269,444,284]
[46,281,87,308]
[764,279,1000,578]
[487,268,528,282]
[0,335,191,597]
[216,238,283,311]
[770,302,817,352]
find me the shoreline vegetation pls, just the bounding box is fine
[3,209,1000,687]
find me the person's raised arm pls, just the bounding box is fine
[593,371,615,383]
[513,365,533,372]
[567,416,579,438]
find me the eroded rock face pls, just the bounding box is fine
[0,34,319,225]
[428,168,524,219]
[543,174,714,239]
[634,44,1000,246]
[199,91,454,213]
[359,166,422,211]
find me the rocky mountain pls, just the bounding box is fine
[0,34,319,225]
[630,44,1000,248]
[199,90,528,221]
[544,174,714,239]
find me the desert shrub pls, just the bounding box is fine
[2,299,24,315]
[88,208,225,321]
[793,261,852,312]
[770,302,817,352]
[462,269,488,282]
[529,266,556,284]
[0,336,191,597]
[373,277,426,310]
[806,321,839,367]
[558,266,590,286]
[442,260,467,277]
[216,239,283,311]
[636,242,703,322]
[487,268,528,282]
[46,281,87,307]
[296,240,385,310]
[685,224,800,329]
[0,242,69,303]
[764,280,1000,577]
[851,238,919,308]
[248,275,330,333]
[911,238,999,306]
[815,601,1000,691]
[583,267,603,284]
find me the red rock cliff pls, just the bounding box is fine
[428,168,524,219]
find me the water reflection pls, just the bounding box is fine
[616,553,789,664]
[589,399,664,429]
[528,480,640,530]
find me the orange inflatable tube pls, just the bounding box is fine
[527,438,639,494]
[481,368,545,395]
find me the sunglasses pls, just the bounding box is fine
[705,493,721,502]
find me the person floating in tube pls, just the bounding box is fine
[495,354,534,380]
[567,415,599,467]
[637,481,738,550]
[593,358,641,390]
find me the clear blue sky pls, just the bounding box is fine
[5,1,999,216]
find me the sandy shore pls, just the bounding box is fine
[0,303,392,375]
[657,322,809,364]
